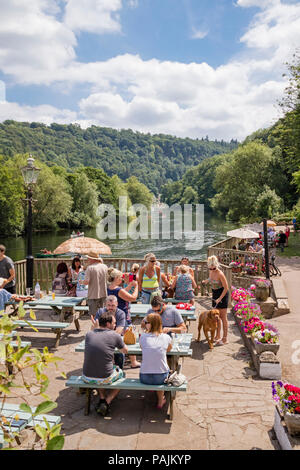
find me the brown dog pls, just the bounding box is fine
[197,309,220,349]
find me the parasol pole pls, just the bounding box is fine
[263,218,270,279]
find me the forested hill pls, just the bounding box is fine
[0,120,238,194]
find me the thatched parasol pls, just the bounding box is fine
[53,237,112,255]
[260,220,277,227]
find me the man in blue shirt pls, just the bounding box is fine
[143,296,187,334]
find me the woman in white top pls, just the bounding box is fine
[139,313,173,409]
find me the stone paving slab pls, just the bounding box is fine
[3,298,278,450]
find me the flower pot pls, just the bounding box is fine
[255,286,269,301]
[252,337,279,355]
[232,267,242,273]
[283,411,300,436]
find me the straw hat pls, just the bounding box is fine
[86,251,103,261]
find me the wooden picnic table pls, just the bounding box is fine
[130,303,195,316]
[75,333,193,372]
[25,295,87,330]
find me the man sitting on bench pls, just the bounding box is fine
[142,296,187,335]
[82,312,128,416]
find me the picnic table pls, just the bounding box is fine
[25,295,87,330]
[129,303,197,330]
[75,333,193,372]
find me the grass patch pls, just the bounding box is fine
[276,232,300,258]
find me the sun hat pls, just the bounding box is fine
[86,251,103,261]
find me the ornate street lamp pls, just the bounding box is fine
[21,156,41,294]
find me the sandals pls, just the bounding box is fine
[157,397,167,410]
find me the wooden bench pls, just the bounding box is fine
[13,320,71,348]
[22,304,89,331]
[0,403,61,448]
[66,375,187,420]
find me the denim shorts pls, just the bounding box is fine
[140,371,169,385]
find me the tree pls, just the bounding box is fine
[67,172,99,228]
[125,176,153,209]
[0,155,25,236]
[32,162,72,229]
[211,142,276,221]
[254,186,284,219]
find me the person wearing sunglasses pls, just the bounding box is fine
[141,295,187,335]
[138,253,161,304]
[202,255,228,345]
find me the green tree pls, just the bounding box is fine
[33,163,73,229]
[211,142,276,221]
[254,186,284,219]
[67,172,99,227]
[125,176,153,209]
[0,155,25,236]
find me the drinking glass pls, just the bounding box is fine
[26,288,31,296]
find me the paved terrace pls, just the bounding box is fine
[5,297,289,451]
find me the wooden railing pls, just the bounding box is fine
[208,239,263,275]
[14,257,232,307]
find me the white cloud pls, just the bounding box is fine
[190,28,209,40]
[0,0,298,140]
[64,0,122,34]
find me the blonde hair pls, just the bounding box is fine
[144,252,156,261]
[107,267,122,283]
[207,255,220,269]
[179,264,189,274]
[131,263,139,272]
[146,313,163,334]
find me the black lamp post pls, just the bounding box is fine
[263,218,270,279]
[21,156,40,294]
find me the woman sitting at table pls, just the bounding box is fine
[170,265,197,305]
[67,256,83,296]
[139,313,173,409]
[52,262,70,295]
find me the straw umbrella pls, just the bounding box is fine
[260,220,276,227]
[53,237,112,256]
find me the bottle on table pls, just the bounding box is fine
[34,282,41,299]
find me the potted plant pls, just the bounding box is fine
[252,324,280,354]
[254,278,271,301]
[244,263,258,276]
[272,381,300,435]
[231,287,254,303]
[233,301,262,324]
[229,261,243,273]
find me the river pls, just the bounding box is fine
[0,212,236,262]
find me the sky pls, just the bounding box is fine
[0,0,299,141]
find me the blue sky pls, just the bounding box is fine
[0,0,299,141]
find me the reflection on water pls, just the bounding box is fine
[0,212,237,262]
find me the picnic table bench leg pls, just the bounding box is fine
[168,390,176,420]
[53,328,62,348]
[85,389,91,415]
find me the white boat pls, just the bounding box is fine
[70,232,85,238]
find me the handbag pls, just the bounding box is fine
[164,370,187,387]
[123,326,136,345]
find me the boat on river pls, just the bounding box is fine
[70,232,85,238]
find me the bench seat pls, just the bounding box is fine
[66,375,187,420]
[0,403,61,448]
[13,320,71,348]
